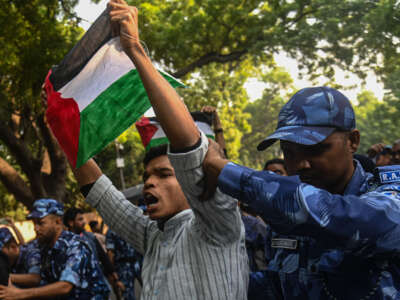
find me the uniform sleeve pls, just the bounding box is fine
[218,163,400,253]
[26,244,41,274]
[168,131,244,246]
[59,242,90,287]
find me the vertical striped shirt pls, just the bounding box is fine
[86,132,249,299]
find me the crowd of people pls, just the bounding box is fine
[1,0,400,299]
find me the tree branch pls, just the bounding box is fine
[173,50,248,78]
[36,114,67,199]
[0,156,34,209]
[0,120,46,198]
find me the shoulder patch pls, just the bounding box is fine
[379,170,400,184]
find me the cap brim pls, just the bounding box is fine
[27,211,46,220]
[257,126,336,151]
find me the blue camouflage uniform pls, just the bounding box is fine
[13,239,41,275]
[0,227,40,276]
[242,215,284,299]
[218,87,400,299]
[241,214,268,272]
[0,227,14,250]
[106,229,142,300]
[28,199,110,300]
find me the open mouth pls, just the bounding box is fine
[144,193,159,206]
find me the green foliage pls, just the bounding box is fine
[180,60,255,161]
[355,91,400,154]
[0,0,85,214]
[0,184,27,221]
[239,66,294,169]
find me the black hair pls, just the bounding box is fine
[143,144,168,167]
[63,208,84,228]
[264,158,286,171]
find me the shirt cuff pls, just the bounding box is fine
[168,131,208,171]
[59,268,80,287]
[218,162,252,200]
[86,175,113,207]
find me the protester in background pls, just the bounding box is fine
[63,208,123,298]
[201,105,227,157]
[200,86,400,299]
[0,227,41,287]
[0,199,109,299]
[263,158,288,176]
[106,229,142,300]
[367,143,393,166]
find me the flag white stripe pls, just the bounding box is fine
[59,38,134,112]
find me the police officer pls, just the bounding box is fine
[201,86,400,299]
[0,227,41,287]
[0,199,110,300]
[106,230,142,300]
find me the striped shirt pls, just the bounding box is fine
[86,132,249,300]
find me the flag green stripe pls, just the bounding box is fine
[145,137,170,151]
[76,69,183,168]
[145,135,215,152]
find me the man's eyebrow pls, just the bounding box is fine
[154,167,174,173]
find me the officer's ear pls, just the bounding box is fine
[347,129,360,153]
[50,215,63,226]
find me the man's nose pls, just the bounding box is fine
[295,158,311,170]
[144,175,156,189]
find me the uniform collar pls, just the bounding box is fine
[343,159,371,196]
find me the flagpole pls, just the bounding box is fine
[114,140,126,190]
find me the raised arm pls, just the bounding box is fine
[168,133,243,246]
[218,163,400,253]
[109,0,199,150]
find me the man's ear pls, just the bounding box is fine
[348,129,360,153]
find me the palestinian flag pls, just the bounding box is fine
[136,112,215,151]
[44,9,183,168]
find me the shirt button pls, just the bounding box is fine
[160,266,165,271]
[154,290,159,295]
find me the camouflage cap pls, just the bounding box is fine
[257,86,356,150]
[27,198,64,219]
[0,227,14,250]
